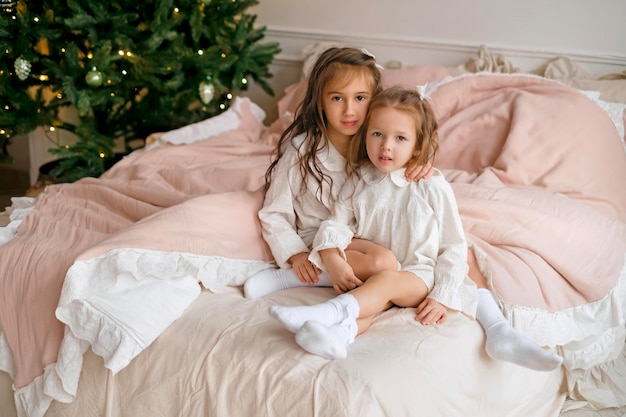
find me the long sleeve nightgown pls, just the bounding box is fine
[310,165,477,316]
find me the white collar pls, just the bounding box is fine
[361,165,411,187]
[317,138,346,172]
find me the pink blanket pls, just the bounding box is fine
[430,74,626,369]
[0,75,625,417]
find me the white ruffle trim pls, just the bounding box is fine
[471,245,626,409]
[12,326,89,417]
[0,197,36,246]
[472,245,626,370]
[565,342,626,409]
[8,248,272,417]
[0,329,14,378]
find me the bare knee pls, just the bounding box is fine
[467,248,488,288]
[346,243,398,280]
[370,248,397,273]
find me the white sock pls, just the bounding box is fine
[476,288,563,371]
[269,293,360,333]
[244,268,332,298]
[295,321,357,360]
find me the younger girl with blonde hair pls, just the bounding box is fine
[270,85,477,358]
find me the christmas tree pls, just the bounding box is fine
[0,0,280,182]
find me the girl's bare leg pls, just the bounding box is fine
[467,248,563,371]
[467,248,487,288]
[345,238,398,281]
[285,271,427,359]
[270,270,426,333]
[350,270,428,333]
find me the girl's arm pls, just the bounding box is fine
[319,247,362,293]
[309,177,362,293]
[258,151,309,269]
[422,175,476,315]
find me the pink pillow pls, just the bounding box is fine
[382,66,453,89]
[276,66,454,117]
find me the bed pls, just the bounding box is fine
[1,44,625,417]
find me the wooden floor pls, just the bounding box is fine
[0,167,30,209]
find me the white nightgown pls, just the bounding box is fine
[258,133,348,268]
[310,165,477,316]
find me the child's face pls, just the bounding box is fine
[365,107,417,173]
[322,73,372,149]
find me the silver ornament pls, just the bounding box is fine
[85,68,103,87]
[198,81,215,104]
[14,56,31,81]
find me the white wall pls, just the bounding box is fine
[252,0,625,58]
[245,0,626,119]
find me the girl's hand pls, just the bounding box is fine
[405,159,434,182]
[289,252,321,284]
[414,298,448,325]
[325,256,363,294]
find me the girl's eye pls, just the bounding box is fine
[397,136,406,141]
[372,131,382,137]
[356,95,367,101]
[332,95,343,102]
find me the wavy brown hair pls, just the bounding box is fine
[265,47,383,206]
[349,85,439,173]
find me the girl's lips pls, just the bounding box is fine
[342,120,358,127]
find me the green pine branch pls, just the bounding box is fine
[0,0,280,182]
